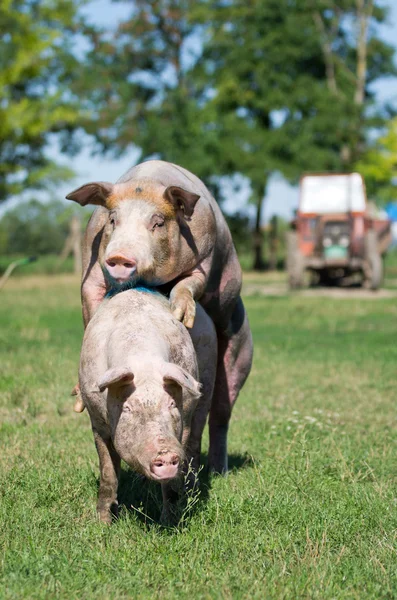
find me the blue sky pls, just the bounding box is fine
[28,1,397,221]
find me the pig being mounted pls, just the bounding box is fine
[67,160,253,473]
[79,288,217,523]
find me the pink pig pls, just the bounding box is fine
[67,160,253,473]
[79,288,217,523]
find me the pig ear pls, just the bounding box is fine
[98,367,134,392]
[66,182,114,207]
[161,363,202,398]
[163,186,200,218]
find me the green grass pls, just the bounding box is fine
[0,275,396,599]
[0,254,75,276]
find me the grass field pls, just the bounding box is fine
[0,274,396,599]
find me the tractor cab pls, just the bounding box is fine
[287,173,391,289]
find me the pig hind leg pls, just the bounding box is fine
[94,431,121,524]
[208,297,253,474]
[187,319,218,474]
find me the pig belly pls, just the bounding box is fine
[200,251,242,332]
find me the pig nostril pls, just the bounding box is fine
[106,257,136,271]
[150,455,180,479]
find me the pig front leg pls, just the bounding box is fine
[72,269,106,413]
[170,265,208,329]
[93,431,121,524]
[72,266,103,412]
[81,209,108,327]
[81,263,107,328]
[72,213,107,413]
[72,263,106,414]
[160,480,184,525]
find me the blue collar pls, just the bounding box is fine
[105,281,161,299]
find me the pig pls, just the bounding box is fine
[67,159,253,473]
[79,287,217,524]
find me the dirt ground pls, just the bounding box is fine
[242,282,397,298]
[242,271,397,298]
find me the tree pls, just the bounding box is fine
[74,1,222,187]
[0,0,90,202]
[355,116,397,203]
[76,0,395,268]
[193,0,395,267]
[0,199,70,255]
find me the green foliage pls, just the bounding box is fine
[0,200,64,256]
[77,0,395,180]
[75,0,395,269]
[0,199,69,255]
[195,0,395,179]
[0,198,91,257]
[0,254,75,276]
[1,276,397,597]
[355,117,397,203]
[225,212,252,253]
[0,0,90,202]
[75,1,221,187]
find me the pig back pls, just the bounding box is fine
[79,289,200,415]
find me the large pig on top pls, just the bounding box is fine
[67,160,253,473]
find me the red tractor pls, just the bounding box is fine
[287,173,391,289]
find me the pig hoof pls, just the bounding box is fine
[98,511,113,525]
[73,396,85,413]
[208,458,228,476]
[159,507,179,527]
[170,291,196,329]
[209,466,228,477]
[97,502,118,525]
[71,384,85,413]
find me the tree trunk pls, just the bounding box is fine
[354,0,373,106]
[58,215,82,275]
[312,10,339,96]
[269,215,278,271]
[349,0,373,164]
[252,182,266,271]
[71,215,82,275]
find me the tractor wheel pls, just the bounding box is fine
[286,231,305,289]
[364,230,383,290]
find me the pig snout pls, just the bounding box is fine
[105,253,137,282]
[150,453,180,481]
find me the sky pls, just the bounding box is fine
[10,0,397,222]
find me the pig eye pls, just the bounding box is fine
[109,211,117,226]
[150,214,165,231]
